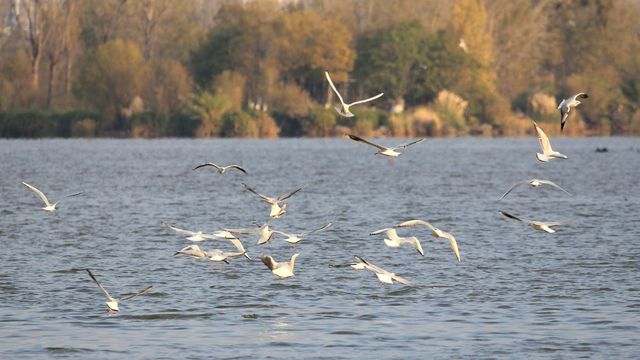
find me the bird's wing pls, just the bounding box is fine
[167,224,196,236]
[406,237,425,256]
[347,135,386,150]
[391,274,414,286]
[395,219,435,231]
[193,162,220,171]
[224,227,259,235]
[532,121,552,153]
[538,180,571,195]
[227,237,246,253]
[227,165,248,174]
[393,138,425,149]
[573,92,588,101]
[325,71,346,106]
[560,110,569,131]
[261,255,277,271]
[278,184,306,201]
[242,183,275,203]
[120,285,153,301]
[347,92,384,107]
[270,230,290,237]
[305,222,332,235]
[499,211,525,222]
[499,181,528,200]
[86,269,115,301]
[370,228,393,236]
[22,182,52,207]
[442,232,461,262]
[557,98,566,110]
[55,192,83,205]
[354,256,387,275]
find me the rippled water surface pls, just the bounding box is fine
[1,137,639,359]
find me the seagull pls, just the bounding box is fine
[370,228,424,256]
[207,237,252,270]
[255,224,275,245]
[22,182,82,212]
[394,220,461,262]
[261,253,299,279]
[271,223,332,247]
[194,163,247,175]
[499,211,562,233]
[325,71,384,117]
[242,183,306,218]
[558,93,588,132]
[500,179,571,200]
[532,121,567,162]
[174,244,209,259]
[86,269,152,312]
[354,256,414,286]
[347,135,424,157]
[166,224,219,242]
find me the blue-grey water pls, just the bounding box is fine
[0,137,639,359]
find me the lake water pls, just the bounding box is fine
[0,137,639,359]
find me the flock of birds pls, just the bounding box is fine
[20,71,588,312]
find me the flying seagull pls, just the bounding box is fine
[394,220,461,262]
[207,237,252,270]
[261,253,299,279]
[558,93,588,132]
[370,228,424,256]
[499,211,562,233]
[325,71,384,117]
[347,135,424,157]
[271,223,332,248]
[22,182,82,212]
[500,179,571,200]
[532,121,567,162]
[166,224,219,242]
[354,256,414,286]
[194,163,247,175]
[242,183,306,218]
[86,269,152,312]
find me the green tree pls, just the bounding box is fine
[354,21,424,107]
[75,39,149,131]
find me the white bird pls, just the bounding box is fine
[500,179,571,200]
[558,93,588,132]
[194,163,247,175]
[166,224,219,242]
[86,269,152,312]
[354,256,414,286]
[325,71,384,117]
[242,183,306,218]
[174,244,209,259]
[394,220,461,262]
[532,121,567,162]
[271,223,332,247]
[370,228,424,256]
[256,224,275,245]
[261,253,299,279]
[347,135,424,157]
[499,211,562,233]
[22,182,82,212]
[207,237,252,270]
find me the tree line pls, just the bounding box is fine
[1,0,639,138]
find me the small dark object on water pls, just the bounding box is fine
[595,147,608,153]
